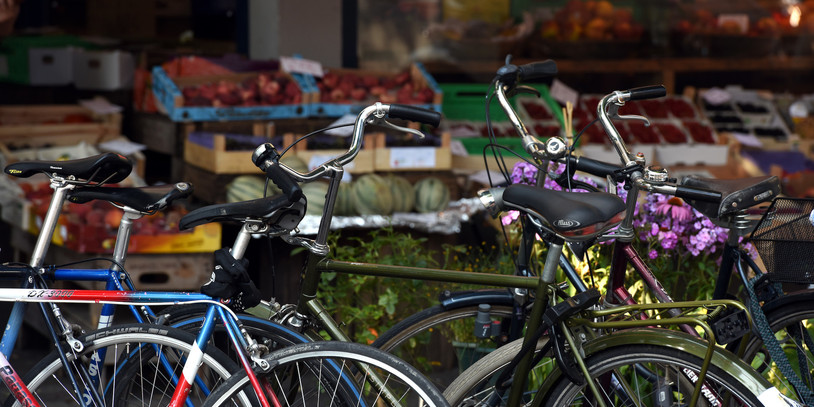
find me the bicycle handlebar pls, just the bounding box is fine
[254,103,441,187]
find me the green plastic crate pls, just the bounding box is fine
[440,83,563,124]
[459,137,531,158]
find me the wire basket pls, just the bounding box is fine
[748,198,814,284]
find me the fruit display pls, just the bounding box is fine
[302,181,330,216]
[226,175,271,203]
[181,72,303,107]
[315,68,435,106]
[538,0,644,42]
[20,181,218,254]
[388,175,415,213]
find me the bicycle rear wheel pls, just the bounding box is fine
[13,323,238,407]
[740,290,814,403]
[446,333,766,407]
[203,341,449,407]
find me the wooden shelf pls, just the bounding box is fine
[423,56,814,94]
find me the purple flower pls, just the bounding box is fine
[648,250,659,259]
[653,196,694,223]
[510,162,538,185]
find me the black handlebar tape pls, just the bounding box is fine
[388,104,442,127]
[517,60,558,81]
[265,162,303,202]
[675,185,722,203]
[626,85,667,101]
[565,156,622,178]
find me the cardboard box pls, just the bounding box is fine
[184,132,270,174]
[0,102,121,149]
[373,132,452,171]
[0,35,91,84]
[28,47,74,85]
[74,50,135,91]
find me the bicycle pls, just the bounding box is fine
[0,145,449,406]
[174,96,786,405]
[437,61,811,405]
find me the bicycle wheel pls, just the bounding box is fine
[446,335,764,407]
[371,303,515,390]
[203,341,450,407]
[543,343,763,407]
[13,323,238,407]
[740,290,814,403]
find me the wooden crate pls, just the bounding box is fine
[183,120,271,174]
[282,133,375,174]
[0,103,121,149]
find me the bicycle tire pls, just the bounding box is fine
[371,303,515,390]
[202,341,450,407]
[740,289,814,403]
[542,343,763,407]
[445,335,764,407]
[12,323,238,407]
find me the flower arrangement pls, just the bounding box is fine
[505,161,753,301]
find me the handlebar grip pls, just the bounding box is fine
[626,85,667,101]
[517,60,558,82]
[265,162,303,202]
[565,156,622,178]
[388,104,442,127]
[675,185,721,204]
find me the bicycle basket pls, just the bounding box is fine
[748,197,814,284]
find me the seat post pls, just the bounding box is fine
[30,180,73,268]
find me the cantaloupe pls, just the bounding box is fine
[226,176,276,203]
[414,177,450,213]
[302,181,330,216]
[352,174,393,215]
[334,181,356,216]
[388,175,414,213]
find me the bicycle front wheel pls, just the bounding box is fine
[203,341,449,407]
[15,323,238,407]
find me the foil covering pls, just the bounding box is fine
[296,198,484,235]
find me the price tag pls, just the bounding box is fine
[389,147,436,169]
[450,139,469,156]
[550,79,579,109]
[280,56,324,77]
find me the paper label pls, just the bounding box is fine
[717,14,749,34]
[280,56,324,77]
[389,147,436,169]
[758,386,805,406]
[450,139,469,156]
[549,79,579,108]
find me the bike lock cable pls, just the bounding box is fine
[745,273,814,404]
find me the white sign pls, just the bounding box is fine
[389,147,436,169]
[550,79,579,108]
[280,56,324,77]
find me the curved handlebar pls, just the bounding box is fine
[674,185,722,203]
[517,60,558,82]
[626,85,667,101]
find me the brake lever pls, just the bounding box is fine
[373,118,426,139]
[607,101,651,126]
[507,85,541,99]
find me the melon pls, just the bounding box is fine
[334,181,356,216]
[414,177,450,213]
[226,175,276,203]
[388,175,414,213]
[281,154,309,173]
[352,174,394,215]
[302,181,330,216]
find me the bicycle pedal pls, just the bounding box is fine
[543,288,601,327]
[710,308,750,345]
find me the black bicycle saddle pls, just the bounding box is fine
[5,152,132,184]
